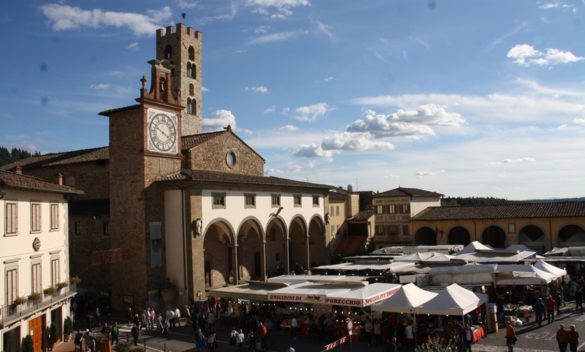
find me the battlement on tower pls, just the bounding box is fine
[156,23,201,40]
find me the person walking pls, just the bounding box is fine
[568,325,579,352]
[206,331,218,352]
[546,295,557,324]
[110,322,119,345]
[464,324,473,352]
[236,328,246,352]
[556,324,569,352]
[131,324,140,346]
[534,297,546,327]
[575,287,584,313]
[505,321,517,352]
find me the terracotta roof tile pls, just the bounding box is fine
[348,210,374,222]
[0,170,83,195]
[159,169,332,190]
[375,187,443,198]
[413,202,585,221]
[0,147,108,171]
[181,131,227,150]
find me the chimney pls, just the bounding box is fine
[56,172,63,186]
[15,165,22,175]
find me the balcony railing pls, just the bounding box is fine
[0,287,76,328]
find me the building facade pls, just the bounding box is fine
[372,187,442,248]
[0,170,81,352]
[1,23,333,312]
[411,202,585,253]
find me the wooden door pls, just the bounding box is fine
[28,315,44,352]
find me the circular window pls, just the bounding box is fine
[226,151,236,168]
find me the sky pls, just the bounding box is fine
[1,0,584,200]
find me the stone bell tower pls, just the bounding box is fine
[156,23,202,136]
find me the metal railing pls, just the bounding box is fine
[0,288,76,327]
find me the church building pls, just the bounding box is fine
[1,23,333,311]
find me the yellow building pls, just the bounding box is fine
[411,202,585,253]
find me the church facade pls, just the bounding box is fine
[1,24,333,311]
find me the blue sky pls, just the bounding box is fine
[1,0,584,200]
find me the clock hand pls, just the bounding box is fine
[157,125,171,139]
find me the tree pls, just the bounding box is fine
[0,146,41,166]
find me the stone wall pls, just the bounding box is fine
[188,132,264,176]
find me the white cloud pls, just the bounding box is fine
[313,19,334,40]
[245,85,269,94]
[352,92,585,125]
[323,76,333,82]
[321,132,395,152]
[347,106,464,139]
[502,157,536,164]
[246,0,310,19]
[416,170,445,177]
[538,1,575,10]
[279,124,298,132]
[264,106,276,113]
[295,102,333,121]
[249,31,298,45]
[40,4,172,36]
[89,83,110,90]
[176,0,198,9]
[202,109,237,132]
[288,162,303,172]
[293,143,333,158]
[265,167,284,175]
[127,42,139,49]
[507,44,584,66]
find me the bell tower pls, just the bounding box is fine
[156,23,202,136]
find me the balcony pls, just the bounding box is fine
[0,287,77,328]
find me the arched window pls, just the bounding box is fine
[164,46,172,60]
[191,64,196,79]
[186,63,192,78]
[190,99,197,115]
[414,227,437,245]
[188,46,195,60]
[186,98,193,114]
[189,84,194,96]
[160,77,167,94]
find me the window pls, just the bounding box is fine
[191,64,197,79]
[212,193,226,208]
[376,205,383,214]
[389,225,399,236]
[5,202,17,234]
[6,268,17,305]
[388,205,396,214]
[376,225,383,234]
[401,204,410,214]
[187,98,193,114]
[294,195,302,207]
[402,225,410,236]
[31,203,41,232]
[190,99,197,115]
[103,221,109,236]
[245,194,256,208]
[508,223,516,233]
[188,46,195,60]
[50,203,59,230]
[187,63,193,78]
[51,259,60,287]
[164,45,172,60]
[271,194,281,207]
[312,195,319,206]
[31,263,41,294]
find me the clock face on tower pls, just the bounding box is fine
[147,109,178,154]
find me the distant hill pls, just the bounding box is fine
[442,196,585,207]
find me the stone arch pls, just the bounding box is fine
[202,219,236,288]
[447,226,471,245]
[558,225,585,247]
[519,225,546,253]
[308,215,326,268]
[188,46,195,60]
[414,227,437,245]
[482,225,506,248]
[289,215,308,274]
[266,217,287,277]
[237,217,264,282]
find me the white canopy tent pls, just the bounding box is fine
[495,264,557,285]
[416,283,488,316]
[371,283,438,313]
[534,260,567,279]
[324,283,401,307]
